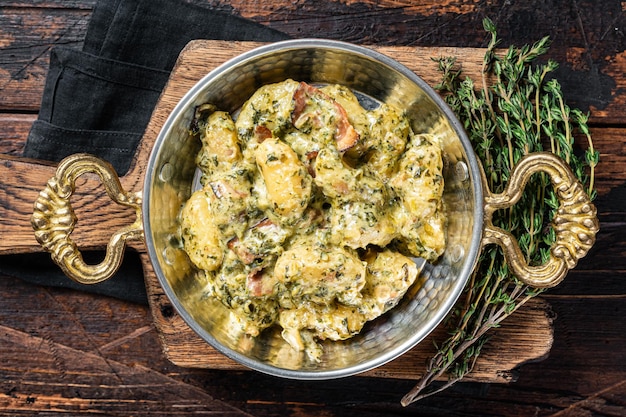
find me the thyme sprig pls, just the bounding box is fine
[401,18,598,406]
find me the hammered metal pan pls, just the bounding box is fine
[23,39,598,379]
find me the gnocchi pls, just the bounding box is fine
[180,80,447,361]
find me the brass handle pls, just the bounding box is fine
[31,153,144,284]
[482,152,599,288]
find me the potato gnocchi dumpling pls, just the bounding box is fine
[180,79,447,361]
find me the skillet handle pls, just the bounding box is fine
[481,152,599,288]
[31,153,144,284]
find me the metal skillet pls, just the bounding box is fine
[29,39,598,379]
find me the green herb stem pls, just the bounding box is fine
[403,17,597,406]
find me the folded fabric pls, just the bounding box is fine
[26,121,142,175]
[23,0,289,170]
[35,47,169,134]
[1,252,148,305]
[83,0,288,71]
[23,47,169,174]
[1,0,290,304]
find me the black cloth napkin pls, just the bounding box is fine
[1,0,289,304]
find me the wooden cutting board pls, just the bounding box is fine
[0,40,554,382]
[139,40,553,382]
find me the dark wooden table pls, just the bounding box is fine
[1,1,625,416]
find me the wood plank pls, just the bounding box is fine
[0,5,89,111]
[0,271,250,415]
[0,114,33,156]
[0,327,252,416]
[0,1,624,123]
[0,1,623,416]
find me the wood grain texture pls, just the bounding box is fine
[0,1,624,416]
[1,0,624,122]
[0,275,253,416]
[0,5,89,111]
[0,269,623,417]
[0,114,33,156]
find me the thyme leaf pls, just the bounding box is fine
[401,17,598,406]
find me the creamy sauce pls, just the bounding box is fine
[180,80,446,361]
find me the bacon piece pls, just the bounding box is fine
[228,237,257,265]
[305,150,319,177]
[227,218,280,265]
[254,125,273,141]
[291,82,359,152]
[332,100,360,152]
[247,270,264,296]
[246,269,276,297]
